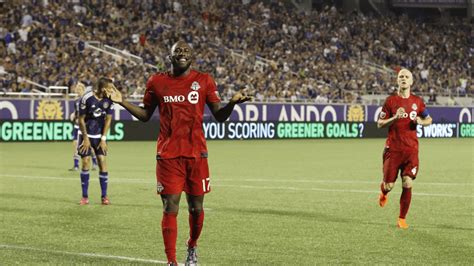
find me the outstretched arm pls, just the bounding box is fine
[105,84,155,122]
[120,100,154,122]
[207,91,252,122]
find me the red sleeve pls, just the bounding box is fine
[143,76,159,110]
[379,97,392,120]
[205,74,221,104]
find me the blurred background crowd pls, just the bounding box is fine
[0,0,471,104]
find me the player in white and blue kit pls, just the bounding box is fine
[78,77,114,205]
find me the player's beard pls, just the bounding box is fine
[171,59,192,76]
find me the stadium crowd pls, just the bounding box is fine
[0,0,471,104]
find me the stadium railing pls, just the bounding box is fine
[103,44,144,65]
[1,90,472,107]
[47,86,69,95]
[22,78,48,91]
[82,39,158,71]
[363,60,396,76]
[86,42,135,64]
[0,91,78,98]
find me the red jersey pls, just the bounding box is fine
[144,70,221,159]
[379,93,427,152]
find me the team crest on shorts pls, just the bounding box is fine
[156,182,164,194]
[412,103,417,110]
[191,81,201,91]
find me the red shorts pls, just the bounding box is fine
[382,148,419,183]
[156,157,211,196]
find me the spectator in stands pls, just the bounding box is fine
[447,95,456,106]
[428,87,437,105]
[0,0,470,103]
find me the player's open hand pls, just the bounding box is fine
[79,138,91,154]
[230,90,252,105]
[105,84,123,103]
[395,107,405,119]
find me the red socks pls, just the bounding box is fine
[380,182,412,219]
[161,210,205,262]
[162,212,178,263]
[188,210,205,248]
[399,187,412,219]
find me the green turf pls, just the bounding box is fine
[0,139,473,264]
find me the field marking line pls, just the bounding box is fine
[232,178,473,186]
[214,184,474,198]
[1,174,472,198]
[0,244,175,265]
[1,173,471,186]
[0,174,146,183]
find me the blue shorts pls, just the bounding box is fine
[77,135,106,157]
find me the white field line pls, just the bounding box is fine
[233,178,473,186]
[214,184,473,198]
[0,244,176,265]
[1,173,471,186]
[1,174,472,198]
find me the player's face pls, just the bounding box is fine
[95,82,111,98]
[76,83,85,96]
[397,69,413,90]
[170,41,193,72]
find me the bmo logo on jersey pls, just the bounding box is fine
[163,93,199,104]
[163,95,185,103]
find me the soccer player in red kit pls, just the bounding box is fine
[105,41,251,265]
[377,68,432,229]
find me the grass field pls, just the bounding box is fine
[0,139,473,265]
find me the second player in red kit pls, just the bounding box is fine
[377,69,432,229]
[106,41,251,265]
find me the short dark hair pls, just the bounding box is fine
[97,77,113,90]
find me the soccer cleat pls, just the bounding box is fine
[185,246,198,266]
[167,262,178,266]
[101,196,110,205]
[92,164,97,171]
[79,197,89,205]
[397,218,409,229]
[379,193,388,207]
[69,167,79,171]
